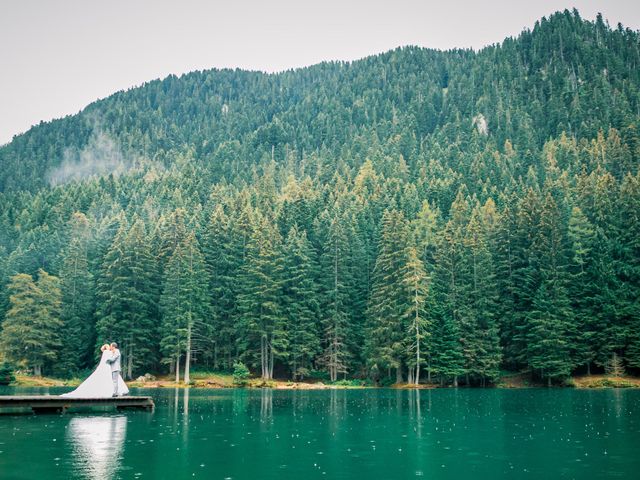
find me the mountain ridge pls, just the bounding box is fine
[0,9,639,385]
[1,9,638,192]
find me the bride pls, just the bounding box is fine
[61,344,129,398]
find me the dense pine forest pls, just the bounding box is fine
[0,10,639,386]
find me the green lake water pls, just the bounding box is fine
[1,387,639,479]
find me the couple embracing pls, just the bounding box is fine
[61,342,129,398]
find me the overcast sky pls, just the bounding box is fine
[1,0,639,145]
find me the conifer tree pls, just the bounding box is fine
[58,212,94,374]
[567,206,597,373]
[95,217,159,378]
[412,200,440,271]
[525,284,573,385]
[510,188,543,369]
[345,209,371,375]
[0,245,7,320]
[0,270,63,375]
[583,170,623,368]
[236,214,286,379]
[317,209,353,381]
[282,226,321,380]
[156,208,190,266]
[202,205,237,370]
[400,246,430,385]
[619,173,640,369]
[366,209,418,383]
[160,233,211,383]
[463,203,502,384]
[524,193,575,384]
[433,191,470,385]
[429,301,465,386]
[208,196,256,370]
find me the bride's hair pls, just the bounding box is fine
[100,344,111,352]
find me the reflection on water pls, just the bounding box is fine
[183,386,190,417]
[1,387,640,480]
[233,388,247,415]
[408,389,423,437]
[67,415,127,479]
[182,387,190,444]
[260,387,273,423]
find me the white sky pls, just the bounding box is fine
[1,0,639,145]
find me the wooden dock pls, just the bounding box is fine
[0,395,154,414]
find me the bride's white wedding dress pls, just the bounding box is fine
[61,350,129,398]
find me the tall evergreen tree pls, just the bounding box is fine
[510,188,543,369]
[0,270,62,375]
[400,246,431,385]
[156,208,190,267]
[618,173,640,369]
[433,191,470,385]
[317,208,353,382]
[95,217,159,378]
[160,233,211,383]
[57,212,94,374]
[463,203,502,385]
[524,193,575,384]
[366,209,403,381]
[236,214,286,380]
[367,209,425,383]
[202,205,237,370]
[282,226,321,380]
[429,301,466,386]
[567,206,597,373]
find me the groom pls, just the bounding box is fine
[106,342,122,397]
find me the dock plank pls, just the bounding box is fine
[0,395,154,413]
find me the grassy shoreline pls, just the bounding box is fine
[6,372,640,390]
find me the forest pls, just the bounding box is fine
[0,10,639,386]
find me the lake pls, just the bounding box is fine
[1,387,639,479]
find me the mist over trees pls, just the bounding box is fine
[0,10,639,385]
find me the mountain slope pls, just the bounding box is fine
[0,10,639,384]
[1,9,638,192]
